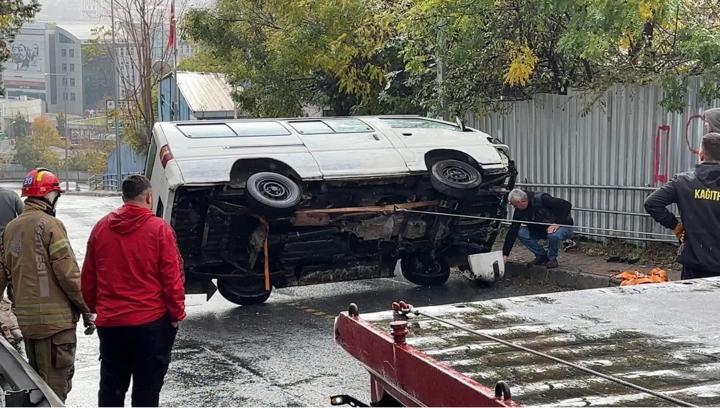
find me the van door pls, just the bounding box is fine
[289,118,409,178]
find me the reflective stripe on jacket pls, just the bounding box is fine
[0,199,89,339]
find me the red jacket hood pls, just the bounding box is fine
[108,203,154,234]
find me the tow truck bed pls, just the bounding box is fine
[334,278,720,406]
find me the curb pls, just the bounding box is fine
[506,262,682,290]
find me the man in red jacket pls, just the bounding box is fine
[81,174,185,407]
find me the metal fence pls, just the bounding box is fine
[469,77,720,242]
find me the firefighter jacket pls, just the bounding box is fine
[0,199,89,339]
[645,163,720,272]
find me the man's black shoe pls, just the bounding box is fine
[546,259,559,269]
[527,256,548,267]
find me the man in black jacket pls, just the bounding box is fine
[645,132,720,279]
[502,189,574,268]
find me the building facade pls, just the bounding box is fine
[1,23,84,116]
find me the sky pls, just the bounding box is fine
[34,0,212,41]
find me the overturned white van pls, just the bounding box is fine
[146,116,516,305]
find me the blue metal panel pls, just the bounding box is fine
[159,75,195,121]
[105,142,145,176]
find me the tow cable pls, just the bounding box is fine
[393,207,678,242]
[391,301,696,407]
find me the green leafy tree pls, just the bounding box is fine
[82,40,115,111]
[11,112,29,139]
[67,149,109,174]
[56,112,66,138]
[183,0,720,118]
[399,0,720,115]
[182,0,423,116]
[14,117,63,170]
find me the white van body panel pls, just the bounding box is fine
[149,116,507,188]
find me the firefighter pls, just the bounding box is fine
[645,133,720,279]
[0,168,94,402]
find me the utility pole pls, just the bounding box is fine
[436,18,449,121]
[45,72,70,191]
[111,0,122,191]
[63,74,69,192]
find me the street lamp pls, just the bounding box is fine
[44,72,70,192]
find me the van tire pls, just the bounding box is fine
[430,159,482,199]
[246,172,301,217]
[400,255,450,286]
[218,279,271,306]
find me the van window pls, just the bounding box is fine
[176,124,237,138]
[290,118,373,134]
[145,137,157,180]
[323,118,373,133]
[228,121,291,136]
[289,121,334,135]
[381,118,459,130]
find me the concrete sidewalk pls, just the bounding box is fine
[493,240,681,290]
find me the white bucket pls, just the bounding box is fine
[468,251,505,283]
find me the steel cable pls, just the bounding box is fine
[394,207,677,241]
[406,307,695,407]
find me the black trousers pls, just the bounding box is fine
[97,315,177,407]
[681,265,719,280]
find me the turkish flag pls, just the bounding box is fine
[167,0,176,50]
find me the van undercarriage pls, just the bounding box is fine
[172,167,516,305]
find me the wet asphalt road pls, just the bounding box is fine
[2,184,565,407]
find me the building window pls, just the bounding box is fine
[62,63,67,72]
[69,49,74,58]
[62,77,67,86]
[63,92,68,100]
[69,64,75,72]
[70,78,75,87]
[61,49,67,57]
[70,93,76,101]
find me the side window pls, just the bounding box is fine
[145,137,158,180]
[289,121,334,135]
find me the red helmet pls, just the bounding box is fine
[22,168,64,198]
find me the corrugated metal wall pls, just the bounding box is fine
[469,78,720,242]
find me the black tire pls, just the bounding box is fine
[400,255,450,286]
[430,159,482,199]
[246,172,301,217]
[217,279,272,306]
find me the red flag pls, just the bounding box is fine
[167,0,176,50]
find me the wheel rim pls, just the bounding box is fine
[442,165,476,184]
[410,257,444,277]
[257,179,290,201]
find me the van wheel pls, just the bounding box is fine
[218,279,271,306]
[246,172,301,217]
[430,159,482,199]
[400,255,450,286]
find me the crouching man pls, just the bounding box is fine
[502,189,574,268]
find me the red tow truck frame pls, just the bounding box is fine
[334,304,515,407]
